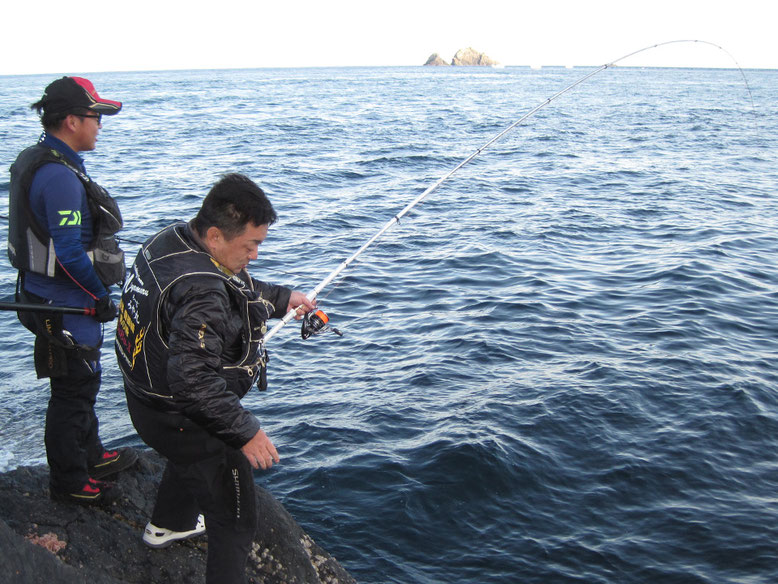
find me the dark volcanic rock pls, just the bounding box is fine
[0,450,356,584]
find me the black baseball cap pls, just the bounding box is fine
[37,76,122,116]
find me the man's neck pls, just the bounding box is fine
[47,129,81,154]
[186,221,235,275]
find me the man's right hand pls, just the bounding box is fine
[240,429,280,470]
[94,295,118,322]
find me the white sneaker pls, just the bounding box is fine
[142,514,206,548]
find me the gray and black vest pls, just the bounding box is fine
[8,143,125,287]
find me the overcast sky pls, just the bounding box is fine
[2,0,774,75]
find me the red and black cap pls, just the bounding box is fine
[37,76,122,116]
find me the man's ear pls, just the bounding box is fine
[205,226,223,243]
[62,114,79,132]
[204,226,226,256]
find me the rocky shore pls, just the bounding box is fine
[0,449,356,584]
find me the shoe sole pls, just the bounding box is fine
[90,448,139,480]
[143,529,206,549]
[50,488,119,506]
[143,516,206,549]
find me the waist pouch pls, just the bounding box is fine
[16,276,100,378]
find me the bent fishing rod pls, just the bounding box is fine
[263,38,753,345]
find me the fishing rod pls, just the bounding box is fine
[262,38,753,345]
[0,301,96,316]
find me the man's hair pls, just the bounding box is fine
[30,103,92,131]
[193,173,277,240]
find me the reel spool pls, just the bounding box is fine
[301,309,343,339]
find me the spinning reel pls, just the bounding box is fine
[301,309,343,340]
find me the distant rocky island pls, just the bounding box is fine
[424,47,498,67]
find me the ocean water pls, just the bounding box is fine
[1,64,777,584]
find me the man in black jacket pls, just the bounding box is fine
[116,174,315,583]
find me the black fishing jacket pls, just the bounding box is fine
[116,222,291,450]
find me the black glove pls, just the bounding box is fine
[94,295,118,323]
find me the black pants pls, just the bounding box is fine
[47,357,104,492]
[126,390,257,584]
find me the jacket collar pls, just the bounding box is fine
[39,133,86,172]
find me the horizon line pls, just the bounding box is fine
[2,63,775,78]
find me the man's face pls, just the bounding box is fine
[207,222,269,274]
[70,112,102,152]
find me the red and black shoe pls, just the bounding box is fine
[50,477,119,506]
[89,447,139,480]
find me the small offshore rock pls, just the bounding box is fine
[423,53,449,66]
[451,47,498,66]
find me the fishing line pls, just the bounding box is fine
[263,38,755,345]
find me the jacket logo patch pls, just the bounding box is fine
[58,210,82,226]
[116,300,147,370]
[132,326,147,368]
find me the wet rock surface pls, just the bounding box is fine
[0,449,356,584]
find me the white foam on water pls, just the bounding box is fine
[0,448,16,473]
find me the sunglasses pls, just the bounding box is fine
[76,113,102,124]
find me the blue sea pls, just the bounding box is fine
[1,64,777,584]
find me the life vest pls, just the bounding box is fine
[116,222,273,403]
[7,143,125,287]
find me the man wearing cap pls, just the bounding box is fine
[7,76,137,505]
